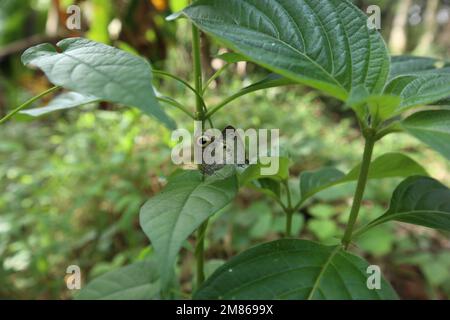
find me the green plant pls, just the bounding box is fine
[2,0,450,300]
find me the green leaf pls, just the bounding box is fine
[20,92,99,117]
[254,178,282,200]
[300,167,345,200]
[300,153,427,203]
[239,157,289,203]
[195,239,398,300]
[355,176,450,237]
[76,260,160,300]
[178,0,390,101]
[401,110,450,160]
[389,56,441,79]
[239,156,290,187]
[345,152,427,180]
[346,87,402,121]
[21,37,175,128]
[366,95,402,121]
[139,167,238,291]
[385,56,450,112]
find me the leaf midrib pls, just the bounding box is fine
[307,245,341,299]
[162,179,230,277]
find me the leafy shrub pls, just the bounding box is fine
[2,0,449,300]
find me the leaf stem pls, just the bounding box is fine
[157,97,195,119]
[153,69,207,114]
[341,129,376,249]
[0,86,60,125]
[206,87,255,119]
[153,69,197,94]
[202,63,230,95]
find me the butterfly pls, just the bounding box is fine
[197,126,249,175]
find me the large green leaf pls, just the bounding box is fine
[195,239,398,300]
[76,260,160,300]
[140,167,238,290]
[174,0,390,101]
[20,92,99,117]
[355,176,450,237]
[385,56,450,113]
[21,37,175,128]
[401,110,450,160]
[300,153,427,203]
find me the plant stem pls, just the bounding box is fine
[195,220,208,288]
[341,130,376,249]
[192,24,203,119]
[191,20,208,288]
[286,211,293,237]
[283,180,294,237]
[0,86,60,125]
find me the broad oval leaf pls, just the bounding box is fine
[355,176,450,237]
[401,110,450,160]
[177,0,390,101]
[140,167,238,290]
[76,260,161,300]
[195,239,398,300]
[21,37,175,128]
[300,153,427,203]
[20,91,99,117]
